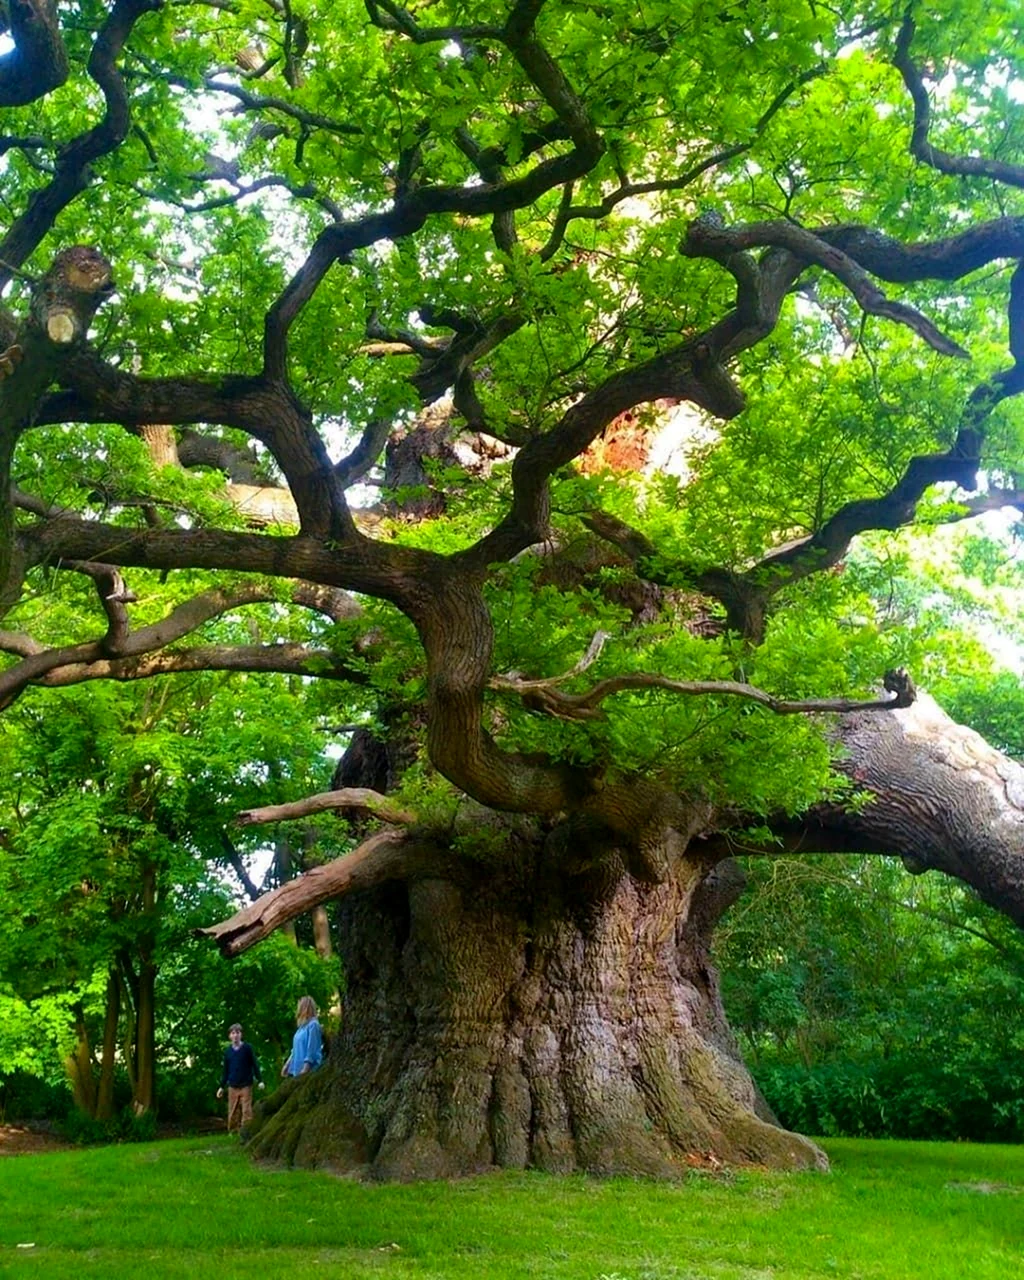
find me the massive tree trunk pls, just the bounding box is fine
[243,816,824,1178]
[217,686,1024,1181]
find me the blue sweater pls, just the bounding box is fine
[221,1042,261,1088]
[285,1019,323,1075]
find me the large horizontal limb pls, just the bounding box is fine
[19,512,434,600]
[724,692,1024,930]
[683,218,968,357]
[0,641,365,704]
[0,577,365,709]
[36,353,359,544]
[744,218,1024,286]
[584,259,1024,638]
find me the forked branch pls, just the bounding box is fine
[682,218,969,358]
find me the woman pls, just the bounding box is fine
[281,995,323,1077]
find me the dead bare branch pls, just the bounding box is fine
[492,649,916,722]
[235,787,417,827]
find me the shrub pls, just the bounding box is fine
[758,1055,1024,1142]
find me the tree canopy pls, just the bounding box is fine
[2,0,1024,1177]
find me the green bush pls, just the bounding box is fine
[758,1056,1024,1142]
[0,1071,72,1124]
[59,1105,159,1146]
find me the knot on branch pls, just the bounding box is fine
[32,247,113,346]
[0,345,23,380]
[883,667,916,709]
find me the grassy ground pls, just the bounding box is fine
[0,1136,1021,1278]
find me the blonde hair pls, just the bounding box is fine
[296,995,318,1025]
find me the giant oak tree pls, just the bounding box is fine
[2,0,1024,1175]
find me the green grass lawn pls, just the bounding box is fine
[0,1136,1021,1278]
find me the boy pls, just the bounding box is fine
[216,1023,264,1132]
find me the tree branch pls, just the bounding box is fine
[219,828,261,902]
[682,217,970,358]
[894,13,1024,189]
[234,787,416,827]
[203,76,361,136]
[0,576,364,709]
[560,64,825,227]
[364,0,502,46]
[0,0,68,108]
[823,691,1024,927]
[198,829,418,956]
[6,642,365,700]
[0,0,162,289]
[261,22,603,382]
[2,249,114,597]
[491,651,916,722]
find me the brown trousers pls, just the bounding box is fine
[227,1085,253,1132]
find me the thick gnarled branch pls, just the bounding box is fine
[0,0,162,289]
[0,576,364,709]
[0,0,68,108]
[682,217,969,358]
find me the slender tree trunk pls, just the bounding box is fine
[276,834,297,942]
[116,960,138,1101]
[131,866,158,1115]
[246,818,823,1178]
[132,958,157,1114]
[64,1003,97,1117]
[310,904,333,959]
[95,971,120,1122]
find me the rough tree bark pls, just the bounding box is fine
[827,693,1024,926]
[243,812,824,1178]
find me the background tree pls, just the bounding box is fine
[0,655,340,1124]
[1,0,1023,1176]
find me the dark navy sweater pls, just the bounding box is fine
[220,1042,261,1088]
